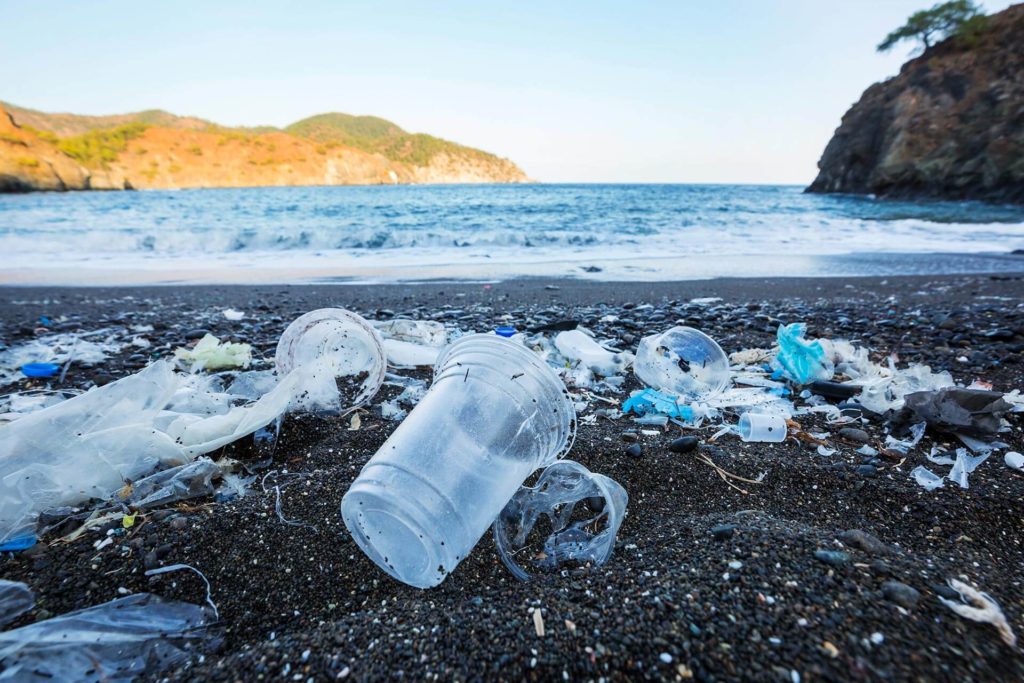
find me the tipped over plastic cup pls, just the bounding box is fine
[737,412,787,443]
[634,326,730,398]
[341,334,576,588]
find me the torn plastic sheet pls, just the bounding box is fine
[0,390,80,423]
[0,360,299,544]
[955,433,1009,454]
[554,330,633,377]
[884,421,927,454]
[0,593,221,683]
[911,465,945,490]
[0,579,34,627]
[949,448,989,489]
[493,460,627,580]
[373,319,447,347]
[174,334,252,371]
[939,578,1016,647]
[771,323,834,385]
[622,389,694,421]
[901,388,1012,437]
[634,326,731,398]
[113,458,221,510]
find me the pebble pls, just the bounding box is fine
[625,443,643,458]
[184,328,211,340]
[881,581,921,608]
[711,524,737,540]
[855,464,877,477]
[838,529,893,556]
[839,427,870,444]
[669,436,700,453]
[659,653,673,664]
[169,516,189,530]
[813,550,850,567]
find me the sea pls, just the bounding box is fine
[1,184,1023,285]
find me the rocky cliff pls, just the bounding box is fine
[807,4,1024,203]
[0,103,529,192]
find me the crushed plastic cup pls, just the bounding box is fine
[634,326,730,398]
[341,334,576,589]
[493,460,628,580]
[20,363,61,378]
[275,308,387,411]
[737,412,787,443]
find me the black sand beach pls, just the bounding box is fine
[1,273,1023,682]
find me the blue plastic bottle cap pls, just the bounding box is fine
[495,326,517,338]
[21,362,61,378]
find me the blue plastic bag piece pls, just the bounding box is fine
[622,388,694,420]
[20,363,61,378]
[0,534,37,552]
[39,316,51,327]
[495,326,517,338]
[772,323,834,385]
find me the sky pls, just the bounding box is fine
[0,0,1014,184]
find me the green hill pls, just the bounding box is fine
[285,113,496,165]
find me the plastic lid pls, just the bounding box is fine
[21,363,61,378]
[495,326,517,338]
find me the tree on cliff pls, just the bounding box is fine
[877,0,985,53]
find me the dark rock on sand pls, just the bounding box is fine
[838,529,894,556]
[807,4,1024,203]
[839,427,871,444]
[882,580,922,608]
[669,436,700,453]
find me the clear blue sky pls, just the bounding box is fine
[0,0,1013,184]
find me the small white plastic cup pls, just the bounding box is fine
[341,334,576,588]
[737,412,787,443]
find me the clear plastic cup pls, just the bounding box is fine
[634,326,730,398]
[737,412,787,443]
[275,308,387,411]
[341,334,576,588]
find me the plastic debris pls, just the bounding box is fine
[0,593,221,682]
[372,320,447,368]
[276,308,387,411]
[145,564,219,618]
[0,534,37,552]
[634,326,731,397]
[808,380,861,401]
[0,330,121,385]
[114,458,221,510]
[20,362,60,378]
[771,323,834,385]
[900,388,1012,437]
[0,580,34,627]
[622,388,694,421]
[939,578,1016,647]
[341,334,575,589]
[1006,451,1024,470]
[911,465,945,490]
[554,330,632,377]
[174,334,252,371]
[493,460,627,580]
[0,390,78,423]
[885,421,927,454]
[222,308,245,321]
[737,412,787,443]
[949,448,989,489]
[495,326,517,338]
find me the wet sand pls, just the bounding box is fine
[1,272,1023,681]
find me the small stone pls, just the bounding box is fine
[931,583,960,601]
[143,550,160,570]
[881,580,921,608]
[184,328,211,340]
[839,427,870,444]
[625,443,643,458]
[710,524,737,540]
[621,431,639,442]
[855,464,877,477]
[169,517,188,530]
[838,529,893,555]
[669,436,700,453]
[814,550,850,567]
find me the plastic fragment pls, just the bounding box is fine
[374,319,446,368]
[885,421,927,454]
[1,330,121,385]
[0,579,34,627]
[493,460,628,580]
[911,466,945,490]
[115,458,221,509]
[900,388,1011,437]
[949,448,989,489]
[222,308,245,321]
[771,323,834,384]
[634,326,731,397]
[20,362,61,378]
[0,593,220,682]
[1005,451,1024,470]
[622,388,694,421]
[939,578,1016,647]
[495,326,517,338]
[174,334,252,371]
[554,330,632,376]
[144,564,220,619]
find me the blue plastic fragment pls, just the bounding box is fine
[771,323,834,385]
[495,326,517,338]
[39,316,51,326]
[21,363,61,378]
[0,533,37,552]
[622,388,694,421]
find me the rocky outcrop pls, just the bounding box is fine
[807,4,1024,203]
[0,105,89,192]
[0,104,529,192]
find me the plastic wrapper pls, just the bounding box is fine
[0,593,220,682]
[771,323,834,384]
[114,458,221,509]
[173,334,252,371]
[554,330,632,377]
[0,580,34,627]
[493,460,628,580]
[900,388,1012,437]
